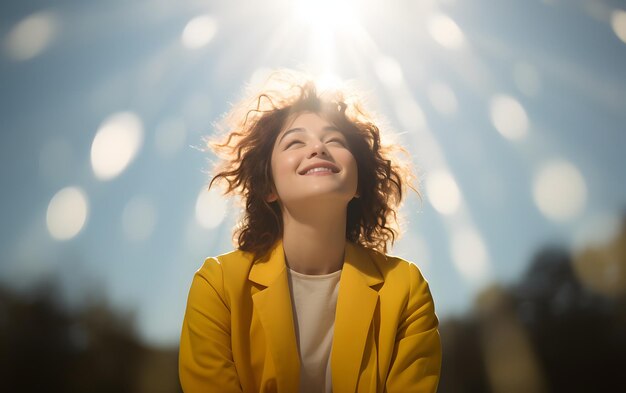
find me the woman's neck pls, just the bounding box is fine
[280,202,347,275]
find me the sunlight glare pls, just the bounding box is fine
[427,82,458,115]
[46,186,89,241]
[451,226,489,284]
[533,159,587,221]
[426,170,461,215]
[4,10,58,61]
[395,232,431,269]
[249,67,273,90]
[611,9,626,44]
[315,73,343,93]
[489,94,528,140]
[195,186,228,229]
[375,55,404,89]
[292,0,360,71]
[571,212,626,297]
[91,112,144,181]
[396,98,427,130]
[182,15,218,49]
[293,0,359,31]
[428,13,465,49]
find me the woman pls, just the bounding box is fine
[179,70,441,393]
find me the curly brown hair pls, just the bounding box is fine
[205,69,420,262]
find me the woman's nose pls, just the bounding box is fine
[307,141,329,158]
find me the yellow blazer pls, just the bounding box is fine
[179,239,441,392]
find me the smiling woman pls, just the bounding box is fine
[179,69,441,392]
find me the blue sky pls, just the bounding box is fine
[1,0,625,347]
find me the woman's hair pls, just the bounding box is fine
[205,69,420,262]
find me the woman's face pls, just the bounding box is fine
[268,111,358,207]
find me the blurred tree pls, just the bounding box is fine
[439,316,490,393]
[514,245,626,392]
[439,213,626,392]
[0,278,181,393]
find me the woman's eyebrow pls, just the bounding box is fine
[278,125,341,143]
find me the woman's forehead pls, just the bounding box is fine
[278,111,342,136]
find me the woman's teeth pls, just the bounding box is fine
[305,167,333,175]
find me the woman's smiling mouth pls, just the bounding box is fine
[299,162,340,175]
[303,167,337,175]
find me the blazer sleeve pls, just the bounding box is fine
[179,258,243,393]
[385,262,442,393]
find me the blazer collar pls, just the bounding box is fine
[248,238,383,287]
[249,238,384,392]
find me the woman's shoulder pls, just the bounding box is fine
[356,244,436,312]
[195,248,254,283]
[355,242,430,285]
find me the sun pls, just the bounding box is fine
[292,0,360,31]
[291,0,362,72]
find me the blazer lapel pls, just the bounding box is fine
[248,239,384,393]
[332,242,384,392]
[249,240,301,393]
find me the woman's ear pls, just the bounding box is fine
[267,192,278,203]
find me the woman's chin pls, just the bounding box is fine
[281,192,354,207]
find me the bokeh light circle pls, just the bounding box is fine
[427,13,465,49]
[374,56,404,88]
[611,9,626,44]
[532,160,587,221]
[451,227,489,283]
[572,214,626,297]
[91,112,144,181]
[426,170,461,215]
[195,186,228,229]
[489,94,529,140]
[182,15,218,49]
[46,186,89,240]
[4,11,58,61]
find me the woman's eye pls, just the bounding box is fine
[286,140,303,148]
[328,138,345,146]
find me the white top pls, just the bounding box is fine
[286,266,342,393]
